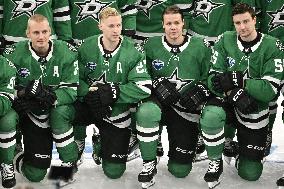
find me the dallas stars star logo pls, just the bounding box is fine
[75,0,114,24]
[88,71,108,86]
[11,0,48,19]
[194,0,225,23]
[167,69,193,92]
[267,5,284,32]
[137,0,164,19]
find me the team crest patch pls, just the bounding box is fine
[227,57,236,68]
[4,45,16,54]
[18,68,30,78]
[152,59,164,70]
[86,62,97,71]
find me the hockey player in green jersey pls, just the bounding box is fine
[142,5,212,186]
[187,0,256,44]
[134,0,193,43]
[0,56,18,188]
[3,14,79,182]
[72,8,157,185]
[0,0,72,48]
[69,0,137,45]
[255,0,284,159]
[200,3,284,188]
[69,0,138,166]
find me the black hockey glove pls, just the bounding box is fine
[84,83,120,108]
[211,71,243,93]
[12,98,47,114]
[25,80,57,108]
[180,82,211,111]
[227,88,258,115]
[84,92,113,120]
[152,77,180,106]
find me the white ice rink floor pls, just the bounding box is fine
[13,97,284,189]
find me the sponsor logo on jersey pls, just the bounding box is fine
[267,5,284,32]
[137,0,165,19]
[11,0,48,19]
[152,59,164,70]
[74,0,114,24]
[18,68,30,78]
[86,62,97,70]
[227,57,236,68]
[193,0,225,23]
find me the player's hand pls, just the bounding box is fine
[152,77,180,106]
[25,80,57,108]
[180,82,211,111]
[212,71,243,93]
[228,88,258,114]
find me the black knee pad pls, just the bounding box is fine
[237,124,268,161]
[164,108,199,163]
[99,121,131,163]
[21,116,52,169]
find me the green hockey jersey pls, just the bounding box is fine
[144,35,211,122]
[257,0,284,43]
[208,31,284,129]
[78,34,152,128]
[3,40,78,107]
[187,0,256,43]
[0,0,72,43]
[0,56,16,116]
[135,0,193,40]
[70,0,137,42]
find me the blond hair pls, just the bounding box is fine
[99,7,121,22]
[26,14,49,33]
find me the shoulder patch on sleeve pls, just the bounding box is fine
[276,40,284,52]
[6,59,16,69]
[203,39,211,48]
[4,45,16,55]
[67,43,77,52]
[215,34,224,44]
[134,43,144,53]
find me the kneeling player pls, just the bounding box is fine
[142,5,212,188]
[73,7,155,187]
[4,14,79,182]
[0,56,17,188]
[200,3,284,189]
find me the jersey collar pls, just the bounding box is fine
[29,40,54,62]
[161,35,190,54]
[98,34,123,59]
[237,33,264,53]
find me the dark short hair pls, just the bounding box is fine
[232,3,256,18]
[162,5,184,21]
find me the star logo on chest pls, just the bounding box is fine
[167,68,193,92]
[267,5,284,32]
[193,0,225,23]
[75,0,114,24]
[11,0,48,19]
[88,71,108,86]
[137,0,164,19]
